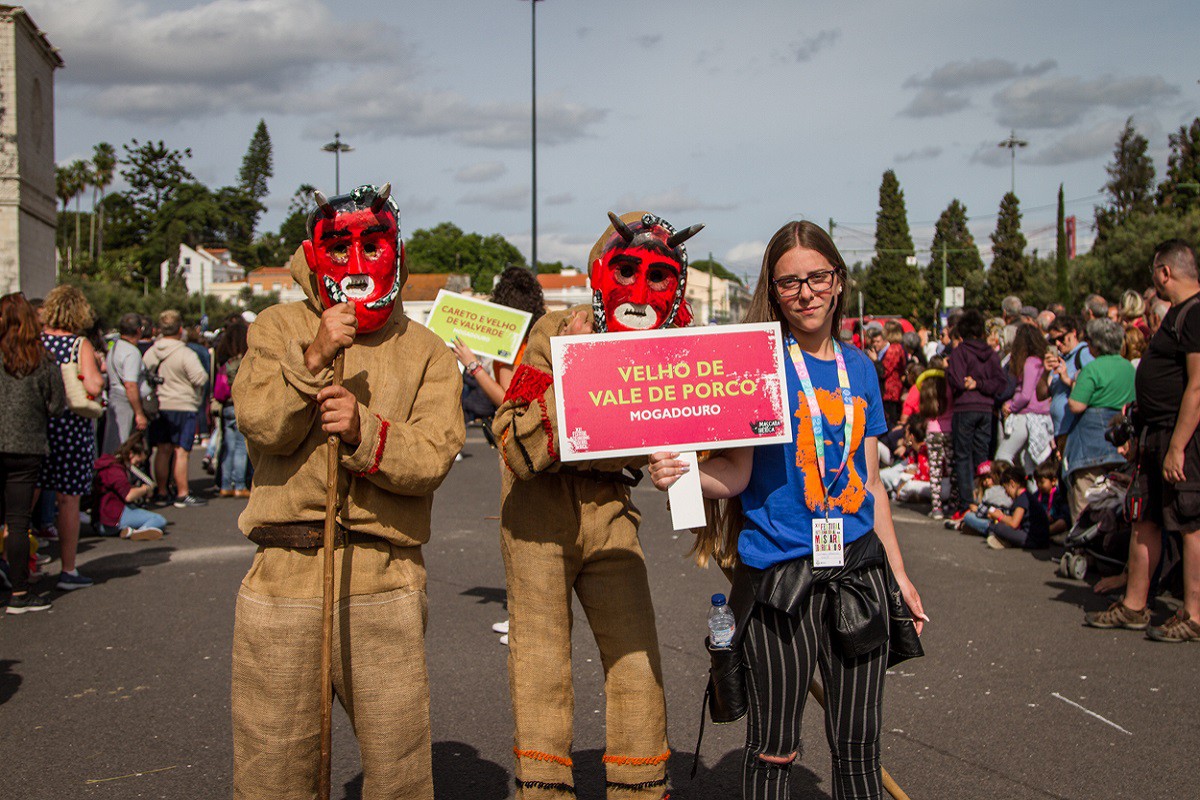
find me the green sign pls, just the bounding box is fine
[425,290,533,364]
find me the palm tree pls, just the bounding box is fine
[68,159,91,268]
[55,164,75,269]
[91,142,117,263]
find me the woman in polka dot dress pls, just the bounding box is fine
[38,286,104,591]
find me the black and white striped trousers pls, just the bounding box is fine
[741,562,889,800]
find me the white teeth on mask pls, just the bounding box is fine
[364,271,401,310]
[340,275,375,300]
[613,303,657,330]
[323,275,348,304]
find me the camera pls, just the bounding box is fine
[1106,414,1134,448]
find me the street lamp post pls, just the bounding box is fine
[998,129,1028,195]
[322,132,354,194]
[521,0,544,273]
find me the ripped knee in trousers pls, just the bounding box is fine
[752,748,798,774]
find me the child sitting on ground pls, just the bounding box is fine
[983,463,1051,550]
[93,435,166,541]
[1033,459,1070,541]
[952,459,1014,534]
[879,416,932,502]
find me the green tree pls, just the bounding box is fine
[1158,117,1200,215]
[1056,184,1070,305]
[689,257,742,284]
[55,164,74,258]
[406,222,527,292]
[985,192,1027,311]
[92,142,117,263]
[120,139,195,224]
[1075,207,1200,296]
[145,182,237,280]
[923,199,983,316]
[865,169,921,316]
[1094,118,1156,242]
[228,119,274,265]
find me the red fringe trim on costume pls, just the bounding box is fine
[538,397,558,462]
[514,748,573,768]
[603,750,671,766]
[504,364,553,405]
[355,415,389,476]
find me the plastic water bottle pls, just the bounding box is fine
[708,593,735,649]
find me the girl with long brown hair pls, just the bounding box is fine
[648,220,925,799]
[0,293,65,613]
[994,322,1054,474]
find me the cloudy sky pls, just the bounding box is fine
[35,0,1200,282]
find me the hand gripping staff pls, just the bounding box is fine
[319,350,345,800]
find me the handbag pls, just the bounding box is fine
[61,337,104,419]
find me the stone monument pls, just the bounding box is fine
[0,6,61,298]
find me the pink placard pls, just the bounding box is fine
[551,323,792,461]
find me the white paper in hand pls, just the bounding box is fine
[668,451,706,530]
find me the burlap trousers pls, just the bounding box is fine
[231,541,431,800]
[501,480,670,800]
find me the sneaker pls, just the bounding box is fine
[6,593,52,614]
[219,489,235,498]
[56,570,94,591]
[1084,601,1150,630]
[36,553,52,566]
[944,519,963,531]
[233,489,251,498]
[1146,610,1200,643]
[929,511,945,521]
[173,494,208,508]
[149,494,172,508]
[985,534,1010,550]
[492,619,510,634]
[202,456,216,475]
[38,525,58,542]
[126,527,164,542]
[499,634,509,646]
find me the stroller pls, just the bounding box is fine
[1056,469,1132,581]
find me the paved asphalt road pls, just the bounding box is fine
[3,429,1196,799]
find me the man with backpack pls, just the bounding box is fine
[102,312,151,454]
[1087,240,1200,643]
[142,309,209,508]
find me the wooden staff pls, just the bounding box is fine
[808,680,911,800]
[319,351,346,799]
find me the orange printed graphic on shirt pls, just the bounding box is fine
[794,388,868,514]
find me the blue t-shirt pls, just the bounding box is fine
[738,345,888,569]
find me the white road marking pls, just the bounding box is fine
[1051,692,1133,736]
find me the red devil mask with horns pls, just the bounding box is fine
[588,211,703,333]
[302,183,404,334]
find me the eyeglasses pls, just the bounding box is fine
[772,270,836,298]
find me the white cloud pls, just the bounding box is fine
[899,89,969,118]
[895,146,943,163]
[789,29,840,63]
[459,185,530,210]
[905,58,1056,91]
[454,162,507,183]
[725,240,767,269]
[993,74,1180,129]
[1026,117,1162,166]
[614,187,737,216]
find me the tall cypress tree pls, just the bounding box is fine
[1158,117,1200,215]
[865,169,921,316]
[1094,117,1155,242]
[237,119,273,234]
[924,199,983,314]
[1055,184,1070,305]
[986,192,1027,311]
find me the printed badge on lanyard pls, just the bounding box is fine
[786,334,855,567]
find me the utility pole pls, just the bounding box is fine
[522,0,545,273]
[998,129,1028,195]
[707,251,714,325]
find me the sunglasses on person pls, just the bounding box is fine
[771,270,836,298]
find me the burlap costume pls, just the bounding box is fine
[230,248,464,800]
[494,305,671,800]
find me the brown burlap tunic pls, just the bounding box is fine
[230,249,464,800]
[494,307,670,800]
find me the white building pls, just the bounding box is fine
[685,269,750,325]
[0,6,61,297]
[160,244,246,294]
[536,269,591,311]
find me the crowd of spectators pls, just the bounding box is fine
[1,289,252,614]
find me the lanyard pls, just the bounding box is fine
[786,334,855,511]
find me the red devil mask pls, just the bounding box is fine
[588,211,703,332]
[302,183,404,334]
